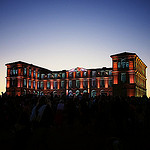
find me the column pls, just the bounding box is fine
[104,77,109,88]
[80,79,83,89]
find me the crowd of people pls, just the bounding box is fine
[1,93,150,149]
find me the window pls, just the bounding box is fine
[92,71,96,77]
[109,79,112,87]
[101,71,104,76]
[69,80,72,88]
[10,70,12,75]
[83,79,88,88]
[105,71,108,75]
[83,71,87,77]
[61,81,65,88]
[47,82,50,89]
[62,73,65,78]
[13,68,16,75]
[29,69,32,77]
[24,68,27,75]
[76,80,80,88]
[109,71,112,75]
[55,73,58,78]
[38,72,40,78]
[48,73,51,78]
[69,72,73,78]
[33,81,35,89]
[24,79,27,87]
[29,80,31,88]
[33,70,36,78]
[126,61,129,68]
[41,74,45,79]
[121,73,126,83]
[37,81,40,89]
[100,79,105,88]
[76,72,80,77]
[118,62,121,68]
[41,81,44,89]
[54,81,57,89]
[92,79,96,88]
[16,69,18,75]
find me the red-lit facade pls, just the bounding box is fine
[111,52,147,97]
[5,52,147,97]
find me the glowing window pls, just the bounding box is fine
[76,72,80,77]
[76,80,80,88]
[62,73,65,78]
[23,79,27,87]
[24,68,27,75]
[69,80,72,88]
[61,81,65,88]
[47,82,50,89]
[69,72,73,78]
[83,79,88,88]
[121,73,126,83]
[33,81,35,89]
[54,81,57,89]
[29,69,31,77]
[92,71,96,77]
[41,81,44,89]
[33,70,36,78]
[29,80,31,88]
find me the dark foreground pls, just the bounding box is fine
[0,94,150,150]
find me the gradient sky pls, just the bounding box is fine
[0,0,150,96]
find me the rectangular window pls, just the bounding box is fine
[16,69,18,75]
[13,68,16,75]
[109,79,112,87]
[61,81,65,88]
[126,62,129,68]
[118,62,121,68]
[33,70,36,78]
[83,71,87,77]
[55,73,58,78]
[92,71,96,77]
[47,81,50,89]
[100,79,105,88]
[76,80,80,88]
[76,72,80,77]
[29,69,32,77]
[109,71,112,75]
[92,79,96,88]
[62,73,65,78]
[69,80,72,88]
[83,79,88,88]
[24,68,27,75]
[23,79,27,87]
[48,73,51,78]
[41,74,45,79]
[33,81,35,89]
[29,80,31,88]
[121,73,126,83]
[10,70,12,75]
[41,81,44,89]
[54,81,57,89]
[37,81,40,89]
[69,72,73,78]
[38,72,40,78]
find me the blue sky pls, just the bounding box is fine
[0,0,150,96]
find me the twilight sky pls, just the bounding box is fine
[0,0,150,96]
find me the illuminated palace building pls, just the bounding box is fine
[6,52,147,97]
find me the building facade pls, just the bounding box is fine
[111,52,147,97]
[5,52,147,97]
